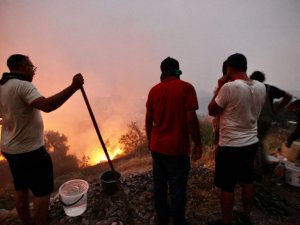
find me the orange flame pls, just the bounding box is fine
[0,153,5,162]
[88,146,124,165]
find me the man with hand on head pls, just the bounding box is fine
[0,54,84,225]
[208,53,266,225]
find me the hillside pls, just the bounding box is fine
[1,150,300,225]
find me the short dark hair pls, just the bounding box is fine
[7,54,28,70]
[250,71,265,82]
[226,53,247,72]
[161,57,180,72]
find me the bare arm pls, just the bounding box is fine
[31,73,84,112]
[145,110,153,147]
[274,92,292,114]
[208,99,224,117]
[208,75,227,117]
[187,110,202,161]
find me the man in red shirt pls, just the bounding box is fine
[145,57,202,225]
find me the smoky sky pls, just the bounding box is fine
[1,0,300,161]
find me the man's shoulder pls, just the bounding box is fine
[2,79,33,91]
[8,79,35,86]
[265,83,285,98]
[253,80,266,89]
[151,79,194,88]
[223,80,266,94]
[180,79,194,86]
[172,80,194,90]
[10,80,40,98]
[265,83,281,92]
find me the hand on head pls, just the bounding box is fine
[218,75,229,87]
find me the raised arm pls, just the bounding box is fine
[30,73,84,112]
[274,92,292,114]
[208,75,227,117]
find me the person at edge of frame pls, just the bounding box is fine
[0,54,84,225]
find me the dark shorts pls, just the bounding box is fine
[3,146,54,197]
[214,142,258,193]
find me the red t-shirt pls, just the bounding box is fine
[146,76,199,155]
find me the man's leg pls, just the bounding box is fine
[220,190,234,224]
[168,155,190,225]
[34,194,50,225]
[14,189,34,225]
[241,183,254,217]
[30,147,53,225]
[214,146,236,224]
[152,152,170,225]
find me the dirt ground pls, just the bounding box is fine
[1,157,300,225]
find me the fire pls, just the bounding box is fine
[88,146,124,165]
[0,154,5,161]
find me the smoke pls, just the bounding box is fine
[0,1,160,162]
[2,0,300,162]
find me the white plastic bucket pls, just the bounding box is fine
[285,161,300,187]
[59,179,89,216]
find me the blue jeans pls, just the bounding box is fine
[151,152,190,225]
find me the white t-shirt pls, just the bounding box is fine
[0,79,44,154]
[215,79,266,147]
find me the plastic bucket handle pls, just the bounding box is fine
[59,194,84,207]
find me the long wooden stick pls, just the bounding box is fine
[80,86,135,224]
[80,86,116,172]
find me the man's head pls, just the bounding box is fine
[250,71,265,83]
[226,53,247,77]
[160,57,182,80]
[7,54,36,82]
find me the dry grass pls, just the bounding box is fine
[115,154,152,176]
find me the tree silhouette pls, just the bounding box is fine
[44,130,79,176]
[119,122,147,153]
[79,155,90,168]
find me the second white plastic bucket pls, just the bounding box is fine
[59,179,89,217]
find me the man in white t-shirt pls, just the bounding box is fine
[208,53,266,225]
[0,54,84,225]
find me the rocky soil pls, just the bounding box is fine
[1,166,300,225]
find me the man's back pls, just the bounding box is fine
[146,76,198,155]
[216,79,266,147]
